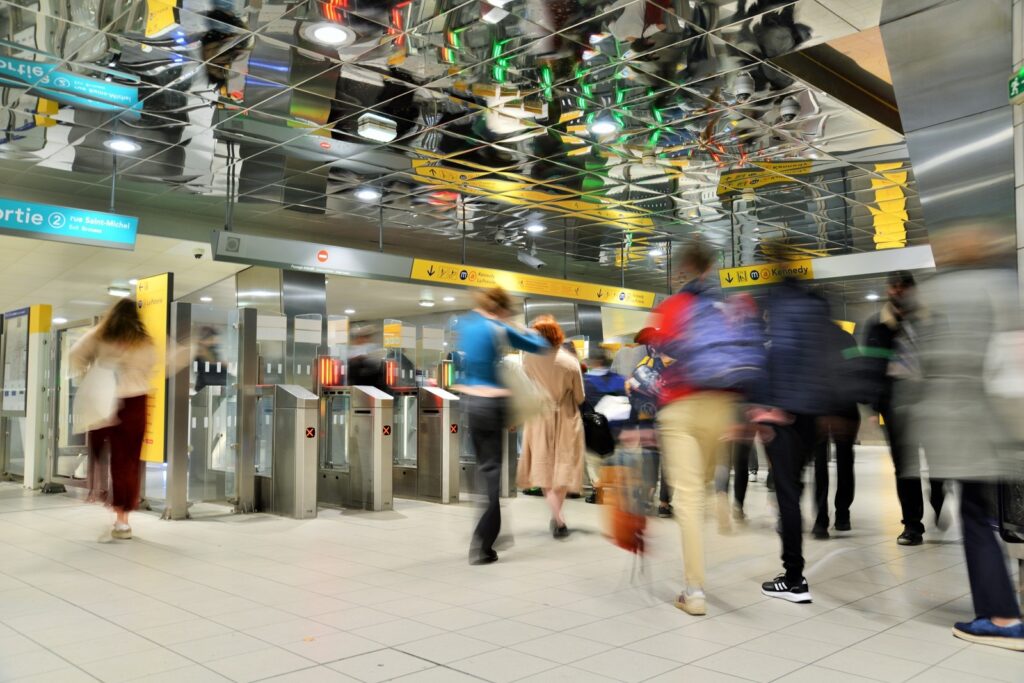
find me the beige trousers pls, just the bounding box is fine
[656,392,736,588]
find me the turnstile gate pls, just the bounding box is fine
[253,385,319,519]
[319,386,393,511]
[460,421,519,499]
[391,387,460,503]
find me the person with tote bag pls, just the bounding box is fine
[453,287,549,565]
[71,298,157,540]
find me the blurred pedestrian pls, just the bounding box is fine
[904,229,1023,650]
[863,271,945,545]
[582,350,628,504]
[454,287,549,565]
[71,298,157,540]
[348,325,388,392]
[714,419,756,531]
[649,241,762,615]
[752,277,832,604]
[624,332,673,517]
[518,316,585,538]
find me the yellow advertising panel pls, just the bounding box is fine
[719,260,814,288]
[383,322,403,348]
[145,0,179,38]
[410,259,656,309]
[717,161,814,196]
[137,273,172,463]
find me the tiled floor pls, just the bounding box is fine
[0,446,1020,682]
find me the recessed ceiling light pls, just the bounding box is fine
[589,119,618,135]
[355,187,381,202]
[302,22,356,47]
[107,286,131,297]
[199,296,213,303]
[442,296,455,302]
[419,299,435,308]
[865,293,880,301]
[103,138,141,153]
[357,113,398,142]
[344,308,356,315]
[525,223,545,234]
[52,317,68,325]
[128,278,138,285]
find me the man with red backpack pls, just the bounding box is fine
[649,241,764,616]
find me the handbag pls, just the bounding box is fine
[498,357,551,426]
[581,400,615,456]
[72,363,118,433]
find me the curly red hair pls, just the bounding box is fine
[531,315,565,348]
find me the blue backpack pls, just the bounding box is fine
[662,293,765,393]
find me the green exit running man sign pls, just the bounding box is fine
[1010,66,1024,105]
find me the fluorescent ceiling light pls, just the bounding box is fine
[103,138,141,153]
[589,119,618,135]
[442,296,455,302]
[865,293,880,301]
[419,299,435,308]
[344,308,356,314]
[52,317,68,325]
[525,222,545,233]
[302,22,356,47]
[649,248,665,257]
[199,296,213,303]
[128,278,138,285]
[355,187,381,201]
[107,286,131,297]
[357,112,398,142]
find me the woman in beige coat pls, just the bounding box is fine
[517,316,585,538]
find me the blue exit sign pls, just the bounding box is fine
[0,197,137,250]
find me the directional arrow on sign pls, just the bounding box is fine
[597,289,604,298]
[427,266,435,276]
[725,273,734,284]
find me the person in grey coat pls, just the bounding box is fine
[902,230,1023,651]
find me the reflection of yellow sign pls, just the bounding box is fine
[410,159,654,232]
[137,274,172,463]
[410,259,656,309]
[145,0,179,37]
[717,161,814,195]
[719,260,814,288]
[836,320,856,334]
[383,322,403,348]
[571,339,588,359]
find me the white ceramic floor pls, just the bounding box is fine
[0,446,1020,683]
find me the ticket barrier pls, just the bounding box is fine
[391,386,461,503]
[251,385,320,519]
[459,422,519,499]
[319,386,394,511]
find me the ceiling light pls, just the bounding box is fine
[865,293,880,301]
[649,248,665,257]
[355,187,381,202]
[103,138,141,153]
[199,296,213,303]
[107,286,131,297]
[418,299,435,308]
[589,118,619,135]
[525,222,545,234]
[128,278,138,285]
[344,308,356,315]
[357,113,398,142]
[442,296,455,302]
[52,317,68,325]
[302,22,356,47]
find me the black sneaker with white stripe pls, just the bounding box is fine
[761,574,812,603]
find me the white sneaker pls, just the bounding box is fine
[111,523,132,540]
[674,588,707,616]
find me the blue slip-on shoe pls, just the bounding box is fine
[952,618,1024,651]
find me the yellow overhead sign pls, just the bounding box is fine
[719,260,814,288]
[145,0,179,37]
[717,161,814,195]
[410,259,656,308]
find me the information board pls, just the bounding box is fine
[1,308,29,415]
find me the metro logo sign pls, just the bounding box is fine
[719,260,814,288]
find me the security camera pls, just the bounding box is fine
[193,248,205,260]
[733,72,755,104]
[517,249,546,270]
[779,96,800,123]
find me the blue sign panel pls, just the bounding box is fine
[0,197,137,250]
[0,55,140,113]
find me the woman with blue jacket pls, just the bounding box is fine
[454,287,549,565]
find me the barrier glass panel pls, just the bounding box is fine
[323,393,350,470]
[393,391,418,467]
[51,324,91,483]
[255,394,274,476]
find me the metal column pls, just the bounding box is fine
[164,302,191,520]
[235,307,259,513]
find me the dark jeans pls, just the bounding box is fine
[642,446,672,505]
[960,481,1022,619]
[714,440,753,508]
[761,414,819,584]
[880,396,945,534]
[814,414,860,528]
[465,395,507,554]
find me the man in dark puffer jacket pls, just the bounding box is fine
[750,277,833,604]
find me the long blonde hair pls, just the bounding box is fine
[98,298,151,346]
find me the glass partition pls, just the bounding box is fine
[393,391,418,467]
[50,323,92,485]
[322,393,350,470]
[256,313,287,385]
[254,393,274,477]
[292,313,322,390]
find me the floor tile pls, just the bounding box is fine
[264,666,361,682]
[281,630,383,664]
[205,646,317,682]
[397,632,498,665]
[773,665,880,682]
[451,647,558,682]
[853,632,968,665]
[516,666,622,682]
[413,606,499,631]
[572,647,680,682]
[79,647,194,683]
[327,648,434,682]
[816,648,931,682]
[389,666,479,682]
[460,619,555,647]
[0,649,72,680]
[512,632,610,665]
[132,664,233,682]
[351,619,446,647]
[563,616,663,647]
[692,648,805,682]
[934,644,1024,682]
[626,631,729,664]
[645,667,749,683]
